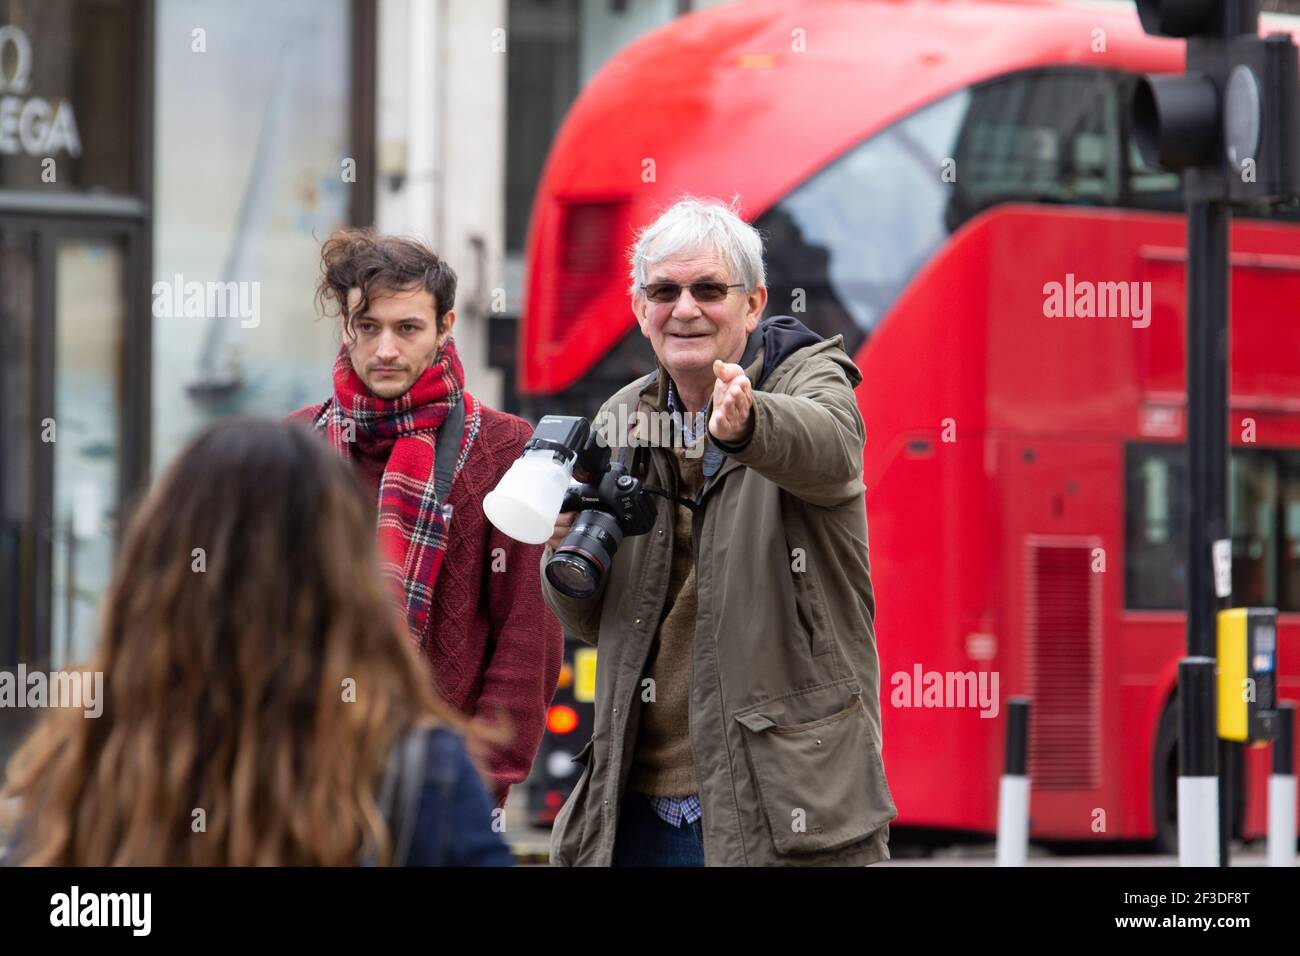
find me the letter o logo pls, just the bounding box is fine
[0,25,33,94]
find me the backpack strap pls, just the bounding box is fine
[434,395,465,504]
[363,726,429,867]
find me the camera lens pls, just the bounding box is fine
[546,553,601,599]
[546,510,624,599]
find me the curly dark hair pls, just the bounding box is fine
[316,228,458,342]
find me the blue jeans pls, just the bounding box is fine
[611,792,704,867]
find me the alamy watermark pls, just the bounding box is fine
[890,663,999,718]
[1042,273,1151,329]
[152,274,261,328]
[592,403,706,458]
[0,664,103,718]
[50,886,150,936]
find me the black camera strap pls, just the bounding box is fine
[434,395,465,504]
[642,484,698,512]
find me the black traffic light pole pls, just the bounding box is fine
[1137,0,1300,867]
[1134,0,1266,867]
[1185,199,1232,865]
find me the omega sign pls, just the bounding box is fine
[0,24,82,157]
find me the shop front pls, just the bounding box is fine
[0,0,153,672]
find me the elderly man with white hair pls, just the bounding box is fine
[541,197,895,867]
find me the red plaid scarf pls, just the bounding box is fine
[312,339,480,649]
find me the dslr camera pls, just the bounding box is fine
[484,415,686,599]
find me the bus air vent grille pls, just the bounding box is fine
[1024,538,1102,790]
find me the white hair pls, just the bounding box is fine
[628,196,766,299]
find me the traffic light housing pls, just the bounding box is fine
[1132,0,1300,204]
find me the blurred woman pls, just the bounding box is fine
[0,418,510,866]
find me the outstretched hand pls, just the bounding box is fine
[708,359,755,445]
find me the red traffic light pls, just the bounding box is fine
[546,705,579,735]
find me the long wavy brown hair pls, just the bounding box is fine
[1,418,464,865]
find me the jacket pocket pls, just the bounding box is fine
[735,683,895,855]
[791,566,833,657]
[549,737,594,866]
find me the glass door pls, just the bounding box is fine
[49,234,127,668]
[0,218,136,672]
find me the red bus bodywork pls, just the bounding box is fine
[520,0,1300,845]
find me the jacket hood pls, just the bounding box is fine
[739,314,862,391]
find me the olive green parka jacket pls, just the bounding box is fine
[541,315,896,866]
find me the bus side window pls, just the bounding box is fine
[1126,443,1187,610]
[1277,452,1300,612]
[1230,451,1279,608]
[1127,443,1300,613]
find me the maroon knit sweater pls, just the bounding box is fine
[289,401,563,807]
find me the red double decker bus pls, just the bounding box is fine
[518,0,1300,850]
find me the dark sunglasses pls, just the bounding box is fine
[640,281,744,304]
